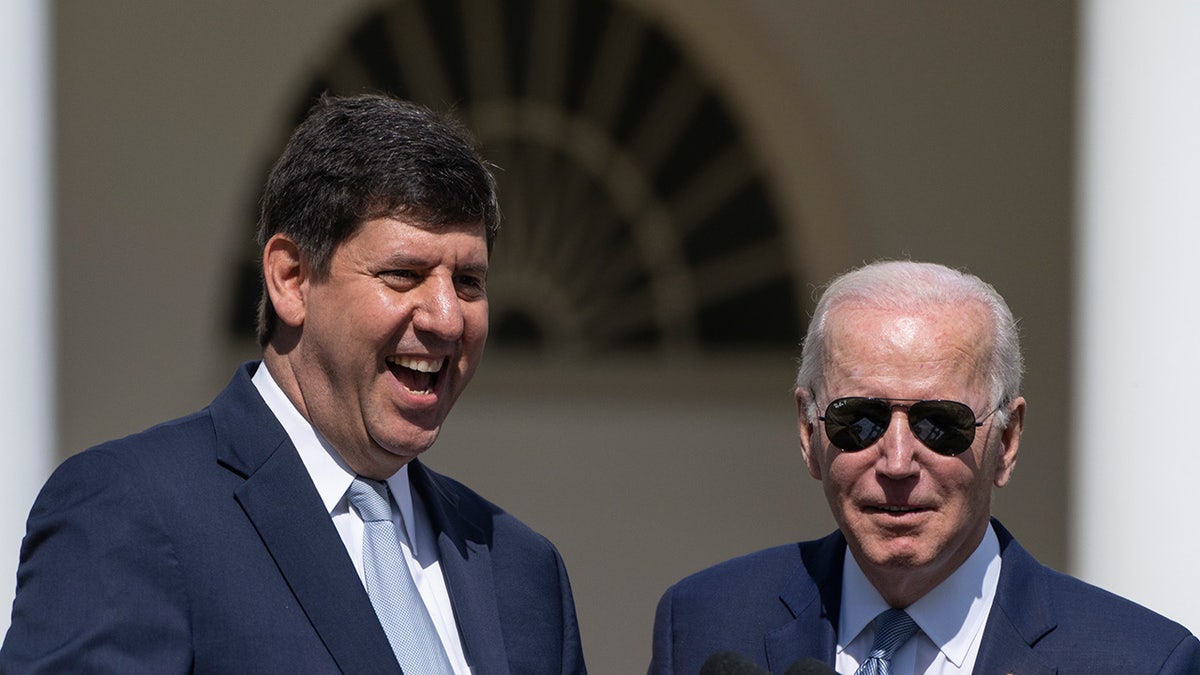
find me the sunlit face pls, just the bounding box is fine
[277,216,489,479]
[797,301,1022,606]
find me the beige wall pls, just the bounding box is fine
[54,1,1074,671]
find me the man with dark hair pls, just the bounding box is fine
[649,260,1198,674]
[2,94,586,674]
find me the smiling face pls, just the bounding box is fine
[263,216,489,479]
[797,300,1023,607]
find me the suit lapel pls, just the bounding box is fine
[763,520,1061,675]
[411,462,511,674]
[214,364,400,674]
[972,520,1057,675]
[973,618,1056,675]
[765,533,844,671]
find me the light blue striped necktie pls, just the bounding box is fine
[854,608,919,675]
[347,477,454,674]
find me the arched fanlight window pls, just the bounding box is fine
[230,0,803,356]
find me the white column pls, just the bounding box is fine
[0,0,54,637]
[1075,1,1200,630]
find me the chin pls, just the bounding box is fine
[858,538,932,569]
[373,430,439,460]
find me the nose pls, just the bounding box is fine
[412,274,465,341]
[875,409,921,479]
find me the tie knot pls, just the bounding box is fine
[347,477,393,523]
[868,608,919,661]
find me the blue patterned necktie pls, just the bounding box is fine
[853,608,919,675]
[347,477,454,674]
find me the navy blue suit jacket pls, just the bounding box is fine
[651,521,1199,674]
[1,363,586,674]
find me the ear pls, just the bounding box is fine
[796,387,823,480]
[262,233,309,330]
[993,396,1025,488]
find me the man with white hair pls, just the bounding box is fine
[650,260,1198,674]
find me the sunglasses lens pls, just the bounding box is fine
[821,398,980,455]
[822,398,891,451]
[907,400,977,455]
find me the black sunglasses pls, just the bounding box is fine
[817,396,999,456]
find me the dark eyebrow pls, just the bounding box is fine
[381,253,488,278]
[457,261,489,278]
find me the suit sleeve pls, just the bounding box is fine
[648,586,676,675]
[0,449,193,672]
[554,546,588,675]
[1159,633,1200,674]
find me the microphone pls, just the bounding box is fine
[699,651,770,675]
[782,658,838,675]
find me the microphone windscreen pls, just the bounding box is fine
[782,657,838,675]
[698,650,771,675]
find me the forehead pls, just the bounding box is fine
[342,217,487,257]
[822,301,992,399]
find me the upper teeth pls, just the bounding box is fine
[388,356,443,373]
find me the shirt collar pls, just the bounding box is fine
[839,522,1002,667]
[250,362,422,556]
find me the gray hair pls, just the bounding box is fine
[795,260,1023,425]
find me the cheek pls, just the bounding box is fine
[353,296,410,343]
[464,309,488,349]
[453,306,489,374]
[823,453,866,495]
[463,298,489,333]
[472,311,490,344]
[940,462,993,515]
[972,441,1004,487]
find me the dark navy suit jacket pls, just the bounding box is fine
[650,521,1199,674]
[1,362,586,674]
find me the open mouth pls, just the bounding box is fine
[385,355,445,395]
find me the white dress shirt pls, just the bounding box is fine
[252,363,471,674]
[836,523,1002,675]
